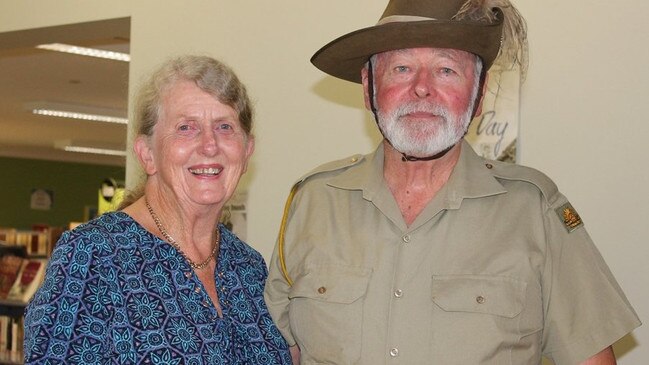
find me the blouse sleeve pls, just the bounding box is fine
[24,228,114,363]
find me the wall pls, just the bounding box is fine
[0,156,125,229]
[0,1,646,363]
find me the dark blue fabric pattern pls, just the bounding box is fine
[24,211,291,364]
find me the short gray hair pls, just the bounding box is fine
[133,55,254,138]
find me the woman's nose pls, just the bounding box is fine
[200,131,219,155]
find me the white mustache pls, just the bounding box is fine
[393,103,451,121]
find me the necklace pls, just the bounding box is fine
[145,199,219,270]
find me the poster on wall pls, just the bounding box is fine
[30,189,53,210]
[221,191,248,242]
[465,64,521,163]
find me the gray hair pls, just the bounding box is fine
[133,55,254,139]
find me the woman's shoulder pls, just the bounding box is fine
[53,211,143,256]
[220,226,265,266]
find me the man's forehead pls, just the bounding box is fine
[376,47,476,62]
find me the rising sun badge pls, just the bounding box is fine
[556,203,583,233]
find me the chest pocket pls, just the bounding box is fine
[288,264,371,364]
[431,275,525,318]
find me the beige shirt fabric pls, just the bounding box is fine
[264,141,640,365]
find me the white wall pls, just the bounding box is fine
[1,1,646,363]
[515,1,649,363]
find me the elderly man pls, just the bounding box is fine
[264,0,640,364]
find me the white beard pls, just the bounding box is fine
[377,101,474,157]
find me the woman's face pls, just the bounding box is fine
[136,79,254,209]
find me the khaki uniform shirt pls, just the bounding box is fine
[264,141,640,365]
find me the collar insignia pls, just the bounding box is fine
[556,203,583,233]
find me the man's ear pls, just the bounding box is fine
[361,67,372,111]
[473,72,490,117]
[134,135,156,175]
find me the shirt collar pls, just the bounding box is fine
[327,140,507,208]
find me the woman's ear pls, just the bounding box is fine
[242,136,255,173]
[134,135,156,175]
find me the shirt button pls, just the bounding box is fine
[476,295,486,304]
[389,348,399,357]
[402,235,410,243]
[194,287,201,293]
[394,289,403,298]
[184,272,192,278]
[351,157,358,163]
[202,300,210,307]
[317,286,327,294]
[485,163,493,169]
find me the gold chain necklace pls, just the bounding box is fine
[145,199,219,270]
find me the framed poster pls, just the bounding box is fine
[466,63,521,163]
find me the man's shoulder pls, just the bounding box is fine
[294,153,366,186]
[487,160,560,205]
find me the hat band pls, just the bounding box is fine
[377,15,438,25]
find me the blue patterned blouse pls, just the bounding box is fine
[24,211,291,364]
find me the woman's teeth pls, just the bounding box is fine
[189,167,222,176]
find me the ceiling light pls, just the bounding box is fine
[36,43,130,62]
[26,101,128,124]
[54,140,126,157]
[63,146,126,156]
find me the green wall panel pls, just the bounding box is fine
[0,157,125,230]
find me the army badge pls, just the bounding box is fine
[556,203,583,232]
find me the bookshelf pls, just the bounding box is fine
[0,236,52,365]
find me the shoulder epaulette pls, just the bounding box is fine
[488,160,560,206]
[294,154,364,186]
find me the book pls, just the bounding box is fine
[0,316,8,350]
[7,259,46,303]
[0,255,24,300]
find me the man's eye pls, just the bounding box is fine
[440,67,455,75]
[394,65,409,73]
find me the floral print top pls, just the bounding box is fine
[24,212,291,364]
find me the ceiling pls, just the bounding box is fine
[0,17,130,167]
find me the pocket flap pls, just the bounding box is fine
[431,275,526,318]
[289,264,371,304]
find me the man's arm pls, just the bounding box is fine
[579,346,616,365]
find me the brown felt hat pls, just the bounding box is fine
[311,0,504,83]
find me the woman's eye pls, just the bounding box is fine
[178,124,192,131]
[217,122,236,133]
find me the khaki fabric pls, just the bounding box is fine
[264,141,640,365]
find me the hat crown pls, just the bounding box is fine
[381,0,467,21]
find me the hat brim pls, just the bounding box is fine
[311,19,503,84]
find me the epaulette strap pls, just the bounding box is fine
[278,181,301,286]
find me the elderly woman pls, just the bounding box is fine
[24,56,291,364]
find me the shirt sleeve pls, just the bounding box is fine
[263,237,297,347]
[540,194,641,364]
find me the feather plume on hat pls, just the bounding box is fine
[454,0,528,80]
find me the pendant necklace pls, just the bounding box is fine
[145,198,219,270]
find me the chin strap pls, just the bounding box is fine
[400,145,453,162]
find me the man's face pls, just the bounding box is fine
[362,47,480,157]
